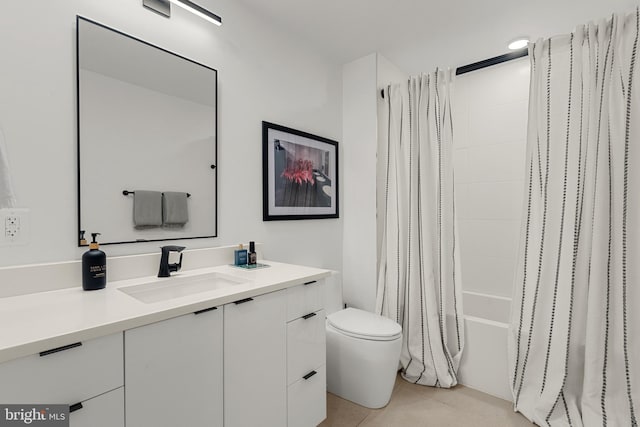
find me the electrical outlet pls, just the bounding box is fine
[5,215,20,237]
[0,208,30,246]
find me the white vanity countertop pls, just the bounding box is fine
[0,260,330,364]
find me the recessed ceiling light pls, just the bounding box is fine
[508,38,529,50]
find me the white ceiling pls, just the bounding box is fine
[235,0,638,73]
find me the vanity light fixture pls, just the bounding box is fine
[508,37,529,50]
[169,0,222,26]
[143,0,222,26]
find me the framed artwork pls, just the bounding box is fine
[262,121,339,221]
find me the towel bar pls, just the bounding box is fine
[123,190,191,197]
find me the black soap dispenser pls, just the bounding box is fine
[248,241,257,265]
[82,233,106,290]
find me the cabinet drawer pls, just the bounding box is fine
[288,365,326,427]
[287,309,326,385]
[286,279,324,322]
[70,386,124,427]
[0,333,123,404]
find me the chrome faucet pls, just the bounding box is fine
[158,246,186,277]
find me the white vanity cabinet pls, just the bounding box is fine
[0,262,331,427]
[224,290,287,427]
[124,305,224,427]
[0,333,124,427]
[286,280,327,427]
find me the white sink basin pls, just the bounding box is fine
[118,272,248,304]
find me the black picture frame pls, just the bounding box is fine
[262,121,339,221]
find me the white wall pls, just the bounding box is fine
[453,58,530,297]
[0,1,342,279]
[376,55,408,90]
[342,54,377,311]
[341,53,407,312]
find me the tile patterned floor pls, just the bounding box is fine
[320,374,535,426]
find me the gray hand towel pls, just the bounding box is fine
[133,190,163,228]
[163,192,189,227]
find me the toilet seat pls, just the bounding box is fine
[327,308,402,341]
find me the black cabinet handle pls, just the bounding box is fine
[234,297,254,305]
[303,370,317,380]
[303,280,317,286]
[40,342,82,357]
[302,312,317,320]
[69,402,83,413]
[194,306,218,315]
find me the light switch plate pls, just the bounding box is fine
[0,208,30,246]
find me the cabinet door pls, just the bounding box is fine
[224,291,287,427]
[70,387,124,427]
[125,307,223,427]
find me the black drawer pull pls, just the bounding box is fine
[302,312,317,320]
[303,370,317,380]
[303,280,317,286]
[40,342,82,357]
[194,306,218,315]
[234,297,254,305]
[69,402,83,413]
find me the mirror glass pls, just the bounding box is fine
[77,16,217,245]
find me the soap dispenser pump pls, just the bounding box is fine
[82,233,106,291]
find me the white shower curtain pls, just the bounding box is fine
[509,9,640,426]
[377,70,464,387]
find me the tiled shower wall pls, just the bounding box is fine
[454,58,530,300]
[454,57,530,401]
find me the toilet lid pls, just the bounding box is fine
[327,308,402,341]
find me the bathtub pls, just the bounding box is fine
[457,291,513,401]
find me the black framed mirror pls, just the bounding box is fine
[77,16,217,245]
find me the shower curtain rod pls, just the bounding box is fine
[455,49,528,75]
[380,48,528,98]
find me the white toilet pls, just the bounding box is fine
[326,308,402,409]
